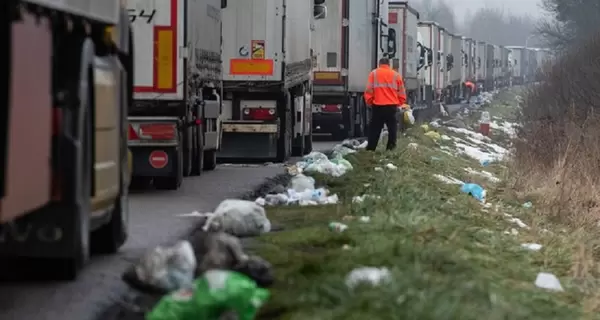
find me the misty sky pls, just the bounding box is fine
[451,0,543,23]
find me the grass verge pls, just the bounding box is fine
[250,99,600,319]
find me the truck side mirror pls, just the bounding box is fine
[314,0,327,19]
[221,0,227,9]
[417,42,426,70]
[387,28,397,57]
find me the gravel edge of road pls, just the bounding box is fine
[96,172,294,320]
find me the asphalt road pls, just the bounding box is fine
[0,140,338,320]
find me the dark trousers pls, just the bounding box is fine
[366,105,398,151]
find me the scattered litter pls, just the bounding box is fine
[302,151,353,177]
[352,194,382,203]
[425,131,441,141]
[408,142,418,150]
[289,174,316,192]
[329,222,348,233]
[434,174,464,185]
[534,272,564,292]
[480,159,491,166]
[374,167,383,172]
[441,135,451,141]
[420,124,430,132]
[521,243,542,251]
[523,201,533,208]
[123,240,197,293]
[200,199,271,237]
[345,267,392,289]
[460,183,486,203]
[429,120,441,128]
[430,156,442,161]
[359,216,371,223]
[147,270,270,320]
[342,244,352,250]
[385,163,398,170]
[503,228,519,235]
[254,197,266,206]
[508,217,530,229]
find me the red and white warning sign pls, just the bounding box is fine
[148,150,168,169]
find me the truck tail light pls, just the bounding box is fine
[243,108,276,121]
[128,123,177,140]
[321,104,341,113]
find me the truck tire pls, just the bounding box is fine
[303,133,313,154]
[154,146,183,190]
[90,161,128,254]
[62,48,95,279]
[91,90,129,254]
[190,125,204,176]
[203,150,217,171]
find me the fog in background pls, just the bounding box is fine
[412,0,545,47]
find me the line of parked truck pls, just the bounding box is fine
[311,0,554,139]
[1,0,554,280]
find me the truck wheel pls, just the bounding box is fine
[303,133,313,154]
[61,52,95,279]
[190,126,204,176]
[90,144,129,254]
[154,147,183,190]
[203,150,217,171]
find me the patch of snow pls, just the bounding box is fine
[464,167,500,183]
[490,121,518,138]
[433,174,464,185]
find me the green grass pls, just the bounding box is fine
[250,107,600,319]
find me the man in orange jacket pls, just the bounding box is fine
[464,80,476,103]
[364,57,407,151]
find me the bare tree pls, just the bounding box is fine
[413,0,457,33]
[539,0,600,50]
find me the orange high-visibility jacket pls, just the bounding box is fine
[364,64,407,106]
[465,81,476,92]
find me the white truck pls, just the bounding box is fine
[311,0,392,140]
[418,21,441,104]
[126,0,223,190]
[448,33,462,102]
[217,0,316,161]
[1,0,133,279]
[476,41,486,88]
[389,1,420,105]
[485,43,495,90]
[492,44,500,88]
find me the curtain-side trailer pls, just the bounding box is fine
[476,41,486,89]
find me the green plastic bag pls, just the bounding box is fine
[146,270,270,320]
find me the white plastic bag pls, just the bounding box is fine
[133,240,197,292]
[289,174,316,192]
[404,109,415,125]
[207,199,271,237]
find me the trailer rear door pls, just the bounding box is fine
[127,0,184,100]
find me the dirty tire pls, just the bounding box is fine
[203,149,217,171]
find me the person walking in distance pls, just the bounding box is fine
[364,57,407,151]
